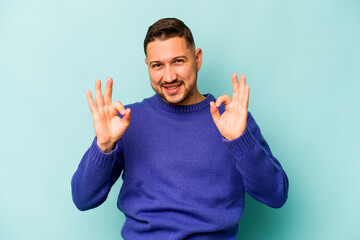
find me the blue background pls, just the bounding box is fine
[1,0,359,239]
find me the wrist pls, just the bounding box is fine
[96,139,116,153]
[224,127,246,141]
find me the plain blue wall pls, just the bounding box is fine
[1,0,359,239]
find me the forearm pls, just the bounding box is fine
[71,137,122,211]
[224,114,289,208]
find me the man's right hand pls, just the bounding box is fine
[86,78,131,153]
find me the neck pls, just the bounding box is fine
[173,85,205,106]
[153,93,215,114]
[178,93,205,106]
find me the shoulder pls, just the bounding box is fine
[124,95,155,111]
[120,95,158,122]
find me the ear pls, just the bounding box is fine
[145,58,148,65]
[195,48,203,72]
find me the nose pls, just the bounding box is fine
[163,65,177,83]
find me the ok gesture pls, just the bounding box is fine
[86,78,131,153]
[210,73,250,140]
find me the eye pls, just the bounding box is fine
[151,63,162,69]
[175,59,184,64]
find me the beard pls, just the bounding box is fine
[151,73,198,105]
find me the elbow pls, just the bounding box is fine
[72,190,93,211]
[71,177,98,211]
[251,177,289,209]
[71,177,88,211]
[248,187,288,209]
[268,170,289,208]
[267,180,289,209]
[72,191,106,211]
[267,191,288,209]
[74,202,89,211]
[257,190,288,209]
[71,184,108,211]
[72,194,92,211]
[71,186,107,211]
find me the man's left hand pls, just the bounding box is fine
[210,73,250,141]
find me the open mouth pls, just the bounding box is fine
[163,82,182,94]
[164,83,181,90]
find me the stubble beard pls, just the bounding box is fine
[151,71,198,105]
[152,74,198,105]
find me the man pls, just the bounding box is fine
[72,18,289,239]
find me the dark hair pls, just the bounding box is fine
[144,18,195,55]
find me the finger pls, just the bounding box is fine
[232,73,240,98]
[95,79,104,107]
[122,108,132,124]
[240,74,246,85]
[239,74,246,98]
[209,101,221,125]
[86,90,97,114]
[108,104,119,116]
[104,77,113,105]
[113,101,126,116]
[242,84,250,109]
[216,94,232,107]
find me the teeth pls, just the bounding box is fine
[165,84,181,90]
[167,86,178,90]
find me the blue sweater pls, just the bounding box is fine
[71,94,289,239]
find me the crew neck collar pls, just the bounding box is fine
[151,93,215,113]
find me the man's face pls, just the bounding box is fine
[145,37,202,105]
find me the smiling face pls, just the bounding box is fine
[145,37,204,105]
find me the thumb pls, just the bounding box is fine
[210,101,221,125]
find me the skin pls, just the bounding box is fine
[86,78,131,153]
[145,37,205,105]
[86,36,250,153]
[210,73,250,140]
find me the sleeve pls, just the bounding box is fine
[223,112,289,208]
[71,137,124,211]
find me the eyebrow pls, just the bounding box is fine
[149,56,188,65]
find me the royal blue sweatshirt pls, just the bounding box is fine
[71,94,289,239]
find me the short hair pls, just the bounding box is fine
[144,18,195,55]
